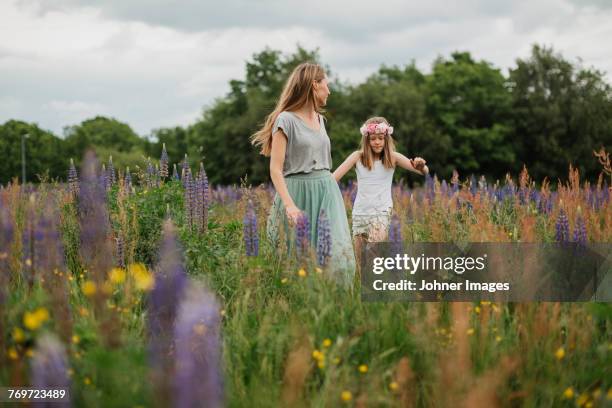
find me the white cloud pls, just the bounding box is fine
[1,0,611,137]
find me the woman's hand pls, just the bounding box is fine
[285,205,302,226]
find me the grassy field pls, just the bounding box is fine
[0,152,611,407]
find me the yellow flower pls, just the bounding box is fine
[495,336,502,343]
[358,364,368,374]
[12,327,25,343]
[84,377,92,385]
[109,267,126,285]
[25,258,32,267]
[576,392,589,406]
[317,361,325,369]
[555,347,565,360]
[130,263,154,291]
[315,267,323,274]
[341,391,352,402]
[607,388,612,400]
[298,268,307,278]
[333,357,341,365]
[82,280,97,297]
[591,388,601,399]
[312,350,323,361]
[474,306,481,314]
[480,301,491,306]
[23,308,50,331]
[562,387,574,399]
[72,335,80,344]
[389,381,399,391]
[8,347,18,360]
[281,278,288,284]
[322,338,332,348]
[25,348,34,358]
[466,328,475,336]
[67,368,74,377]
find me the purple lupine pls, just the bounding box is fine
[115,235,125,268]
[68,158,79,196]
[148,220,188,402]
[194,172,204,233]
[30,334,71,408]
[181,154,190,187]
[124,167,133,195]
[172,163,179,181]
[451,170,460,194]
[173,284,223,408]
[0,199,14,306]
[198,163,210,232]
[22,199,36,288]
[440,180,448,197]
[101,163,109,191]
[296,212,311,258]
[316,209,331,266]
[146,158,156,188]
[107,156,116,186]
[469,175,477,197]
[34,205,64,274]
[243,200,258,257]
[389,213,402,253]
[573,213,587,246]
[78,150,114,279]
[183,170,194,229]
[555,209,570,242]
[160,143,169,179]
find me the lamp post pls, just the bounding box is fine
[21,133,29,185]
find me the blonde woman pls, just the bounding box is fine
[252,62,355,287]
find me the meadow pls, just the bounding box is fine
[0,147,611,407]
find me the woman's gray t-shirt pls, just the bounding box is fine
[272,111,332,176]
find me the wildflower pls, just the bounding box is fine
[341,391,352,402]
[317,361,325,369]
[562,387,574,399]
[82,280,97,297]
[312,350,323,360]
[298,268,307,278]
[84,377,91,385]
[358,364,368,373]
[8,347,18,360]
[317,209,331,266]
[243,199,259,257]
[466,328,475,336]
[31,334,71,398]
[555,209,570,242]
[322,338,332,348]
[315,267,323,274]
[389,213,402,252]
[333,357,341,365]
[68,158,79,195]
[23,308,50,331]
[555,347,565,360]
[474,306,481,314]
[172,163,179,180]
[109,267,126,285]
[573,213,587,246]
[12,327,25,343]
[281,278,288,284]
[160,143,169,179]
[495,336,502,343]
[576,392,589,406]
[173,284,223,408]
[72,335,80,344]
[389,381,398,391]
[130,263,154,291]
[296,213,311,257]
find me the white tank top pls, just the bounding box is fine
[353,159,395,215]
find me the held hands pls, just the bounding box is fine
[410,157,429,175]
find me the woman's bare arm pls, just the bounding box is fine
[332,151,361,182]
[270,129,302,224]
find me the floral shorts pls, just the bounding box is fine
[352,212,392,240]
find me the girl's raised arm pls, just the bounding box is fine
[332,151,361,182]
[393,152,428,175]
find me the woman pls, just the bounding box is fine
[251,62,356,287]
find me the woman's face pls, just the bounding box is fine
[369,132,386,155]
[313,77,330,106]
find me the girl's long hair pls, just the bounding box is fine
[359,116,396,170]
[251,62,326,156]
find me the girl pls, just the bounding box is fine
[332,116,428,267]
[251,62,356,288]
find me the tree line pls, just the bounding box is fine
[1,44,611,186]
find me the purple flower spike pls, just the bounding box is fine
[173,284,224,408]
[296,212,310,258]
[316,209,331,266]
[555,208,570,243]
[243,199,259,257]
[160,143,169,179]
[573,213,587,246]
[108,156,116,186]
[389,213,402,253]
[124,167,133,195]
[68,158,79,196]
[31,334,71,408]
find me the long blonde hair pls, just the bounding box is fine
[251,62,326,156]
[359,116,396,170]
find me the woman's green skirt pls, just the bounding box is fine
[266,169,356,287]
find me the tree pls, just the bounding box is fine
[509,44,612,181]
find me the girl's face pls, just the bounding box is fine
[368,132,385,155]
[313,77,330,106]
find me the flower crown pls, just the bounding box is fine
[360,122,394,137]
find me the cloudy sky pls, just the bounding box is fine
[1,0,611,138]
